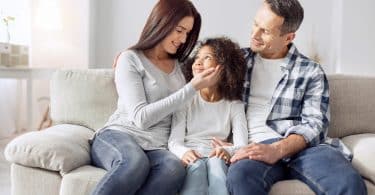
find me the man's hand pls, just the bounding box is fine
[181,150,202,166]
[230,143,283,165]
[231,135,307,164]
[208,147,230,164]
[211,137,233,148]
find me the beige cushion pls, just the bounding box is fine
[50,69,117,131]
[4,124,94,174]
[328,75,375,138]
[342,134,375,184]
[60,165,106,195]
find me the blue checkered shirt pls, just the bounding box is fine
[242,43,352,161]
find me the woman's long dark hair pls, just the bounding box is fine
[183,37,246,101]
[130,0,201,62]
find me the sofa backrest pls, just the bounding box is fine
[50,69,117,131]
[328,74,375,138]
[50,70,375,137]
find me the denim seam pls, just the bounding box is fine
[96,134,124,162]
[94,136,126,194]
[288,163,327,195]
[97,162,126,194]
[262,166,272,189]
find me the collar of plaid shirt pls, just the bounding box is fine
[242,43,300,111]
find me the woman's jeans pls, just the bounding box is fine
[227,143,367,195]
[180,157,229,195]
[90,129,186,195]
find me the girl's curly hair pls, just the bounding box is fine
[182,37,246,101]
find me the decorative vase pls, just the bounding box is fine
[5,27,10,43]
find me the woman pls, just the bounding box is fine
[90,0,221,195]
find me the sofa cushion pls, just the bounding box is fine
[50,69,117,131]
[269,179,314,195]
[4,124,94,175]
[11,163,62,195]
[60,165,106,195]
[328,75,375,138]
[341,133,375,184]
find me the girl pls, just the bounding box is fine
[90,1,221,195]
[168,37,248,195]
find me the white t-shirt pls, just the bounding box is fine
[247,54,286,143]
[169,93,248,158]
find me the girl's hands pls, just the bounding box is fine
[191,66,222,90]
[181,150,202,166]
[209,147,230,164]
[211,137,233,148]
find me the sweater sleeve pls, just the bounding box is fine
[115,51,196,130]
[168,108,191,159]
[223,101,248,156]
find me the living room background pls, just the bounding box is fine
[1,0,375,135]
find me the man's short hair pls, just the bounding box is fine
[265,0,304,35]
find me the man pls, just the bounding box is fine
[213,0,367,194]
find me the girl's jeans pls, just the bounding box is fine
[180,157,229,195]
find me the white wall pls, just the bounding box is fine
[295,0,338,73]
[88,0,337,73]
[339,0,375,75]
[89,0,156,68]
[89,0,258,68]
[89,0,375,76]
[190,0,259,47]
[30,0,89,69]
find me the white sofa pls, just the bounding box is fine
[5,69,375,195]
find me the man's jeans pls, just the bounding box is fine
[90,129,186,195]
[180,157,229,195]
[227,143,367,195]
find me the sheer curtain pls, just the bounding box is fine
[0,79,24,137]
[0,0,30,137]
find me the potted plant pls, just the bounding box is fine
[2,15,15,44]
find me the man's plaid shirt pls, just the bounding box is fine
[242,43,352,160]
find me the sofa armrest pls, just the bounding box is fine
[4,124,94,175]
